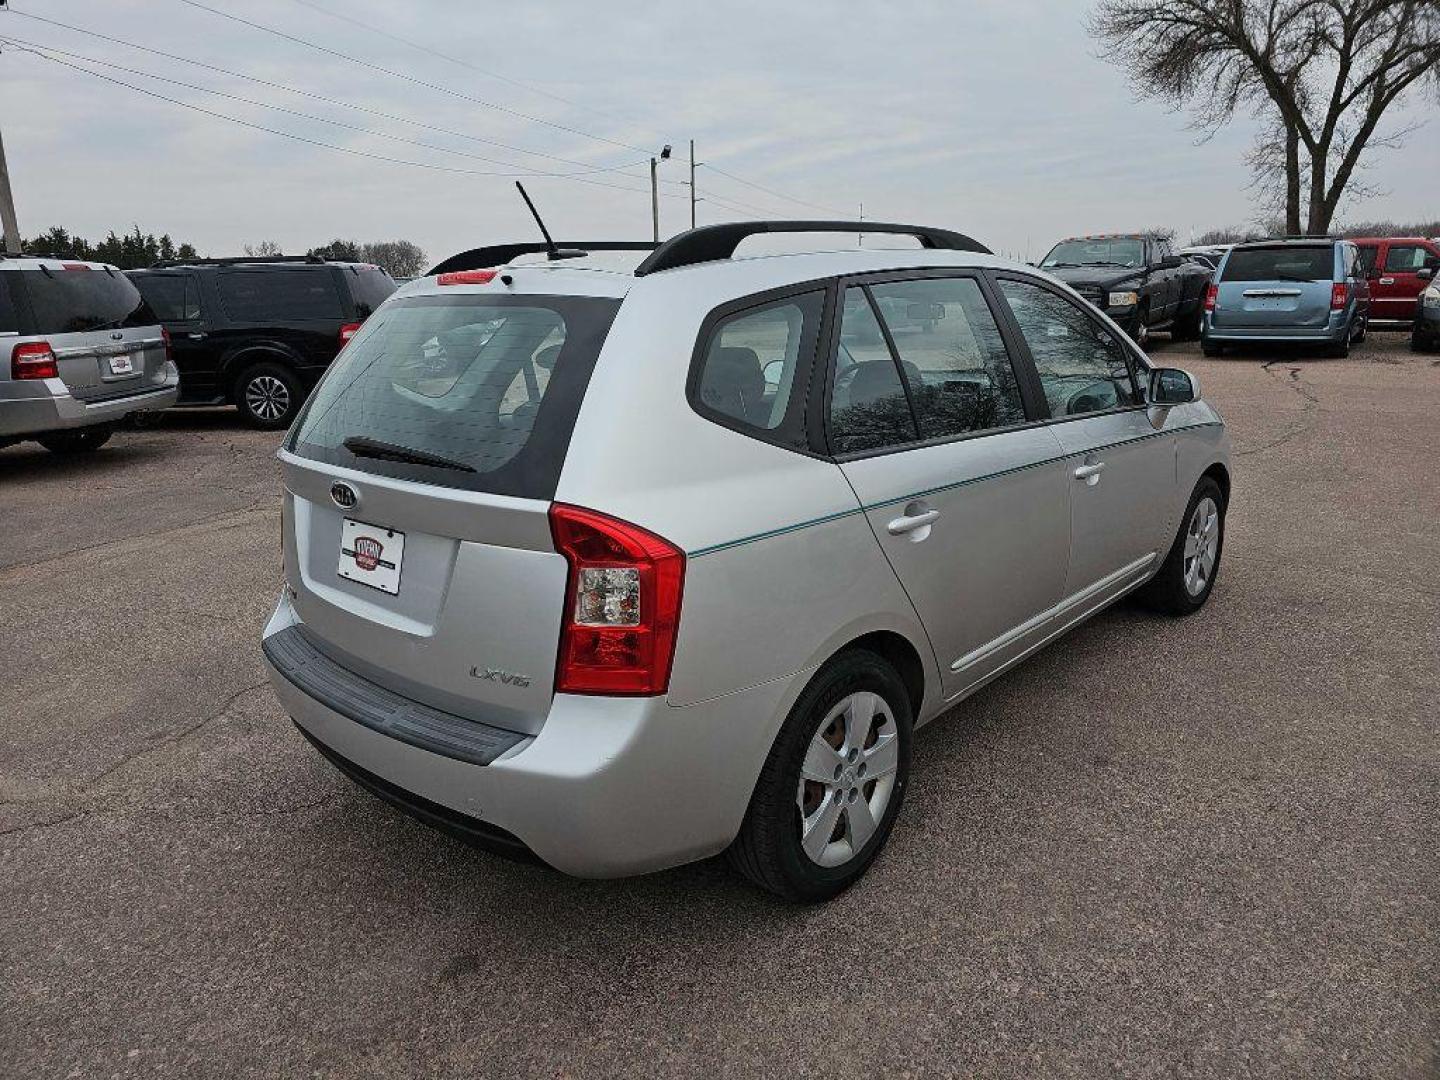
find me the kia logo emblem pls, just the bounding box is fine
[352,536,383,571]
[330,481,358,510]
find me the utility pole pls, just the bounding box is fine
[650,144,672,243]
[858,202,864,248]
[689,140,696,229]
[0,122,19,255]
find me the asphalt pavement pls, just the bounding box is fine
[2,332,1436,1078]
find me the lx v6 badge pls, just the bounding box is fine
[470,666,532,688]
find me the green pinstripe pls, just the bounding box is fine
[687,421,1223,559]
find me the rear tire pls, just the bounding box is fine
[1137,476,1226,616]
[1353,317,1368,344]
[235,362,302,430]
[1130,307,1150,348]
[37,426,114,454]
[728,650,913,903]
[1324,331,1351,359]
[1172,299,1204,340]
[1201,340,1224,357]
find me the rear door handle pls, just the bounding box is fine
[187,332,207,340]
[886,508,940,536]
[1378,277,1395,285]
[1074,462,1106,486]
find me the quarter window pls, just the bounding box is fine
[828,288,917,454]
[868,277,1026,440]
[998,278,1138,418]
[694,292,822,436]
[134,274,201,321]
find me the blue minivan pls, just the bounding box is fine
[1201,238,1370,357]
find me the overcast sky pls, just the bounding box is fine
[3,0,1437,265]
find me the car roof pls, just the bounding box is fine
[399,244,1035,303]
[0,255,124,273]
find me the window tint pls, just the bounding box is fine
[998,278,1138,418]
[1356,245,1379,276]
[17,267,157,335]
[0,274,17,333]
[290,294,619,497]
[828,289,917,454]
[1220,246,1333,282]
[133,274,200,321]
[868,277,1026,440]
[1041,238,1145,270]
[694,292,821,435]
[347,266,398,316]
[1384,244,1429,272]
[217,269,344,321]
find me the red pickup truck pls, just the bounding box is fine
[1353,237,1440,321]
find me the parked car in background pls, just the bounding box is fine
[1202,237,1369,358]
[1,255,178,454]
[1352,237,1440,322]
[1038,232,1212,345]
[1412,278,1440,351]
[128,256,396,429]
[262,221,1230,902]
[1179,244,1232,273]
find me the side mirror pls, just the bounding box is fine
[906,302,945,321]
[1418,267,1435,281]
[1159,254,1183,270]
[761,358,784,387]
[1148,366,1199,406]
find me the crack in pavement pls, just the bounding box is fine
[1238,361,1321,456]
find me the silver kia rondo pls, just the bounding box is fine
[262,221,1230,901]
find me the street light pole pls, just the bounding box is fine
[650,144,672,243]
[0,122,20,255]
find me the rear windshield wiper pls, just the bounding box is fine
[342,435,476,473]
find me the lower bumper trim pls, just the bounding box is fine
[295,723,537,863]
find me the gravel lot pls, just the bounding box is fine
[2,331,1436,1079]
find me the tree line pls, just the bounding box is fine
[246,237,428,279]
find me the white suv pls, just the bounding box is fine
[262,222,1230,901]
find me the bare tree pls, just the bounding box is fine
[243,240,284,257]
[1090,1,1440,234]
[360,240,426,279]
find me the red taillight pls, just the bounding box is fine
[161,327,173,363]
[11,341,58,380]
[338,322,362,346]
[437,269,497,286]
[61,262,90,271]
[1204,283,1218,312]
[1331,282,1348,310]
[549,504,685,696]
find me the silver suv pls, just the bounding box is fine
[0,255,178,453]
[262,222,1231,901]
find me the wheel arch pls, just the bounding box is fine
[1200,461,1231,505]
[823,628,929,724]
[221,344,303,400]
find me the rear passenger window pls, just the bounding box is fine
[134,275,200,321]
[217,270,343,321]
[867,277,1026,439]
[998,278,1138,418]
[694,292,822,436]
[829,289,917,454]
[0,274,17,333]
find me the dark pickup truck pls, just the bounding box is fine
[1037,233,1212,345]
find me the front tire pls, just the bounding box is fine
[1138,477,1226,615]
[235,362,302,430]
[37,425,114,454]
[728,650,913,903]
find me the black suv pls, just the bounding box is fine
[127,257,396,429]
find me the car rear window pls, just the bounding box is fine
[287,293,621,498]
[1222,246,1334,282]
[346,266,398,317]
[14,267,157,334]
[217,269,344,321]
[0,274,18,333]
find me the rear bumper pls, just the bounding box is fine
[0,363,180,438]
[1202,311,1350,344]
[262,594,794,878]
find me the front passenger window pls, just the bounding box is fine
[998,279,1138,418]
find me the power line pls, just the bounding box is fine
[701,162,846,216]
[0,33,651,184]
[174,0,659,157]
[3,8,655,176]
[285,0,658,140]
[7,43,687,200]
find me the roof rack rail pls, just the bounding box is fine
[1270,234,1343,241]
[428,241,658,277]
[633,220,991,276]
[148,255,327,268]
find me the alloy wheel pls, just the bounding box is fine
[796,691,900,868]
[1182,495,1220,596]
[245,375,291,422]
